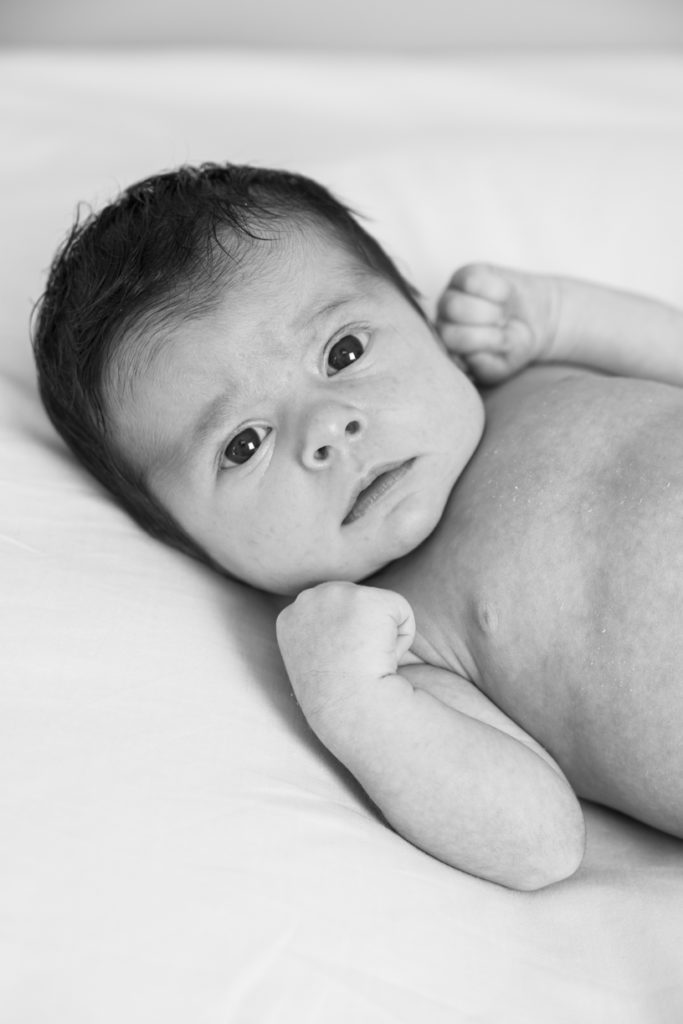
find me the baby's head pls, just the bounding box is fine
[33,163,483,593]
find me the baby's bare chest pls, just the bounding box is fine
[376,369,683,792]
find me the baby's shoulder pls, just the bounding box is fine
[481,363,594,420]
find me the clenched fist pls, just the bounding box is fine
[436,263,561,385]
[276,581,416,739]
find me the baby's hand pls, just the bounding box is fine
[276,581,415,740]
[436,264,561,385]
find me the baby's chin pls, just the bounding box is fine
[375,486,449,563]
[296,513,444,594]
[235,493,451,596]
[266,543,419,597]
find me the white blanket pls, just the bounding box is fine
[2,50,683,1023]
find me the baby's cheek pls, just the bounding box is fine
[389,490,448,555]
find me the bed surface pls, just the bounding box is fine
[2,50,683,1022]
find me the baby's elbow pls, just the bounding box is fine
[514,842,584,891]
[513,804,586,892]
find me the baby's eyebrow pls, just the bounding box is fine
[149,392,234,483]
[296,294,359,332]
[192,298,356,434]
[190,392,236,449]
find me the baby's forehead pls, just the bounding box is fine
[233,216,370,284]
[117,223,374,369]
[215,222,382,317]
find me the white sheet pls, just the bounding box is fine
[2,50,683,1023]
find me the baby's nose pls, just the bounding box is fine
[301,405,365,467]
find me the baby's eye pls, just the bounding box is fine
[221,425,269,466]
[326,333,366,375]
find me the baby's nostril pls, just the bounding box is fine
[314,445,330,461]
[346,420,361,436]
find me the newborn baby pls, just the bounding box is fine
[275,252,683,890]
[33,163,683,889]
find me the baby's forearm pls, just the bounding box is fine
[312,670,584,890]
[277,583,583,890]
[552,277,683,385]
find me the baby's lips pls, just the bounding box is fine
[342,459,415,526]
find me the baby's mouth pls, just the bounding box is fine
[342,459,415,525]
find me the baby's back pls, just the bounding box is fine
[376,366,683,834]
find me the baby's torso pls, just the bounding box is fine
[374,365,683,830]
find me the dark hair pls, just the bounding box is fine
[32,162,426,569]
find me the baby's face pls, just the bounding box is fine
[109,226,484,593]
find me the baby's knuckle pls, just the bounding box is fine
[315,580,357,604]
[458,262,488,290]
[451,261,475,282]
[295,581,334,606]
[309,581,364,622]
[276,604,294,631]
[460,262,481,282]
[444,292,466,318]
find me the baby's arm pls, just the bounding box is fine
[277,582,584,891]
[437,264,683,386]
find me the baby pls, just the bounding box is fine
[33,163,683,890]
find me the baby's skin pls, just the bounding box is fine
[380,365,683,840]
[276,263,683,889]
[108,225,683,889]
